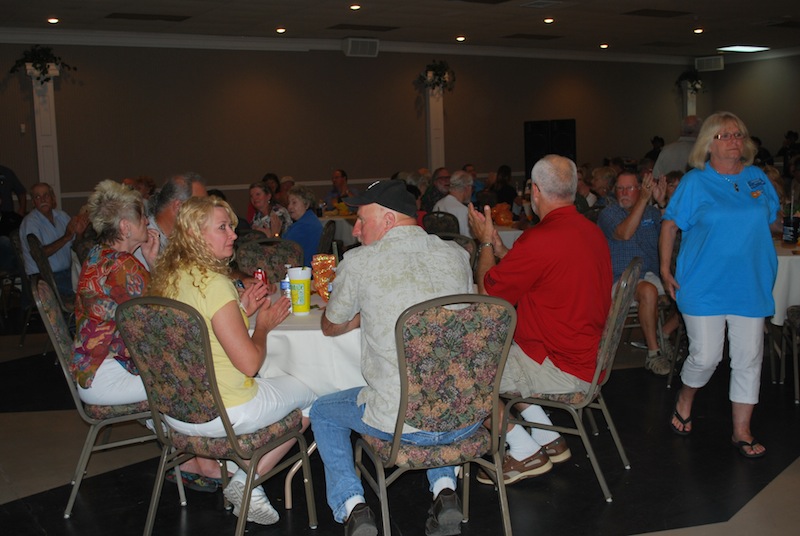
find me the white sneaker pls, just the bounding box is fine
[224,471,280,525]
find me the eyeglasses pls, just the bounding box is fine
[713,132,745,141]
[615,185,640,193]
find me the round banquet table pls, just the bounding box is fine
[772,240,800,327]
[255,293,365,395]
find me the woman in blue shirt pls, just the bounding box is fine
[283,184,323,268]
[660,112,779,458]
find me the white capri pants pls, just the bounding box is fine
[164,375,316,437]
[680,314,765,405]
[77,358,148,405]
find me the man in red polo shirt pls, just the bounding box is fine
[468,154,612,485]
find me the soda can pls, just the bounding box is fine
[253,269,267,284]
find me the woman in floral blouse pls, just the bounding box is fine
[72,180,159,405]
[249,182,292,237]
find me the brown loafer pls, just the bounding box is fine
[476,448,553,485]
[542,436,572,464]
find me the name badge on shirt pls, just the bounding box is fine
[747,178,765,199]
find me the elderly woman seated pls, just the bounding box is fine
[283,184,323,267]
[148,196,316,525]
[73,180,159,406]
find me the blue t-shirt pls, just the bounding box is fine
[283,209,323,268]
[663,164,779,317]
[598,202,661,280]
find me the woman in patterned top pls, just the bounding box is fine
[249,182,292,237]
[72,180,159,405]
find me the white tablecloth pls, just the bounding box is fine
[319,216,357,248]
[496,226,524,249]
[256,294,365,395]
[772,241,800,326]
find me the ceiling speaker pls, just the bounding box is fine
[342,38,380,57]
[695,56,724,72]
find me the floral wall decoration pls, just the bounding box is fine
[675,68,703,94]
[416,60,456,92]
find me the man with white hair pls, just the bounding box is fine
[652,115,703,178]
[432,170,474,236]
[311,180,473,536]
[468,155,612,485]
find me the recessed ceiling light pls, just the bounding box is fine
[599,43,609,49]
[543,18,554,24]
[350,4,361,10]
[693,27,704,34]
[456,35,466,42]
[717,45,770,53]
[47,18,59,24]
[276,27,286,34]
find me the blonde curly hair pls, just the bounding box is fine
[148,196,238,298]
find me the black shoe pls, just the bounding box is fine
[425,489,462,536]
[345,503,378,536]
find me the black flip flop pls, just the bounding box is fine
[670,397,692,436]
[732,438,766,459]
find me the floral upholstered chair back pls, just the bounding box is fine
[116,297,220,430]
[33,280,73,360]
[235,238,304,283]
[27,233,73,313]
[397,294,516,433]
[593,257,642,392]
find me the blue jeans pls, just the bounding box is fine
[309,387,481,523]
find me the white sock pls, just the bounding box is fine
[506,424,540,461]
[431,477,456,499]
[344,495,366,519]
[521,405,560,446]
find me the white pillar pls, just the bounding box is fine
[26,63,62,204]
[681,81,697,118]
[425,88,445,171]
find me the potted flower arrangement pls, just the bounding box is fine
[9,44,75,83]
[675,68,703,94]
[416,60,456,92]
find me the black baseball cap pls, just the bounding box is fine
[345,180,417,218]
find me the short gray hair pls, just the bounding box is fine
[449,170,473,191]
[531,155,577,201]
[150,172,205,216]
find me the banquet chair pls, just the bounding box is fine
[622,292,673,381]
[779,306,800,405]
[26,233,75,316]
[317,219,337,255]
[116,297,317,536]
[354,294,517,536]
[32,280,156,519]
[9,233,38,346]
[422,211,459,235]
[502,257,641,503]
[234,237,303,283]
[435,232,477,272]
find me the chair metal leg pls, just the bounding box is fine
[492,452,513,536]
[297,437,319,529]
[793,330,799,405]
[461,462,471,522]
[584,407,599,436]
[64,423,104,518]
[596,396,631,469]
[284,440,316,510]
[144,448,172,536]
[567,405,613,502]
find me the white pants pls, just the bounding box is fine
[164,375,316,437]
[680,314,765,405]
[77,358,148,405]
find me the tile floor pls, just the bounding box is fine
[2,313,800,536]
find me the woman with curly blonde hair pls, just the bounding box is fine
[149,196,315,525]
